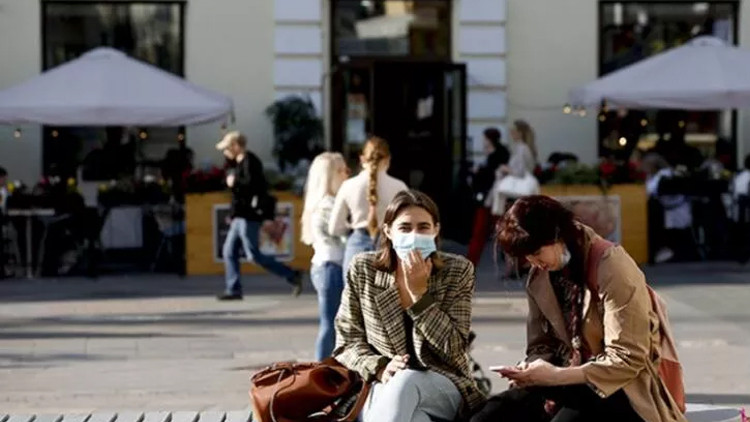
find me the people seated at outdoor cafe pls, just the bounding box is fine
[643,153,694,263]
[732,154,750,201]
[0,166,7,213]
[81,126,136,182]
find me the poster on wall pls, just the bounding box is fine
[213,202,295,263]
[553,195,622,244]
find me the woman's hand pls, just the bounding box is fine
[506,359,560,388]
[401,250,432,302]
[378,354,409,384]
[507,361,529,389]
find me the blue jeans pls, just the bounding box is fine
[223,217,295,295]
[310,262,344,360]
[342,229,376,281]
[362,370,462,422]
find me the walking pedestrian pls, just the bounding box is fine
[215,131,302,300]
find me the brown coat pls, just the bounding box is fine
[526,226,687,422]
[333,251,486,415]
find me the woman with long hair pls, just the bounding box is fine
[334,190,485,422]
[471,195,686,422]
[329,136,408,276]
[301,152,349,359]
[498,119,537,180]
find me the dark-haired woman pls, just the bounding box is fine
[334,190,485,422]
[467,127,510,266]
[471,195,686,422]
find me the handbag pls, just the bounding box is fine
[250,357,371,422]
[251,192,277,221]
[494,172,540,199]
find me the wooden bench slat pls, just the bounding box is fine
[169,412,197,422]
[112,413,143,422]
[141,412,170,422]
[5,415,35,422]
[196,412,224,422]
[223,411,251,422]
[34,415,63,422]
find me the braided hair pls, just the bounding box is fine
[362,136,391,238]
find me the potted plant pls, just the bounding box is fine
[265,95,324,174]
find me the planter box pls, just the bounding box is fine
[540,184,648,264]
[185,191,313,276]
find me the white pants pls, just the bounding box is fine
[362,369,462,422]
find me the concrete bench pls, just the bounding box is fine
[0,411,252,422]
[686,404,745,422]
[1,406,744,422]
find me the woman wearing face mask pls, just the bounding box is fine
[301,152,349,360]
[329,137,408,277]
[333,190,485,422]
[471,195,686,422]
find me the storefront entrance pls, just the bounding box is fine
[331,61,473,242]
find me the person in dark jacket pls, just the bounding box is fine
[467,127,509,266]
[215,131,302,300]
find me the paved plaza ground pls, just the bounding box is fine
[0,259,749,414]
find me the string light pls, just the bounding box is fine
[139,130,148,140]
[618,137,628,146]
[563,104,572,114]
[598,114,606,122]
[13,128,21,139]
[177,133,185,142]
[578,108,587,117]
[678,120,686,128]
[51,130,59,138]
[641,119,648,127]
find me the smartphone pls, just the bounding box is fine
[488,365,521,377]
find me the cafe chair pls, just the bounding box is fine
[150,203,185,273]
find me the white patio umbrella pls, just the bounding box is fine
[569,36,750,110]
[0,47,233,126]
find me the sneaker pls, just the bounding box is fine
[217,293,243,301]
[290,271,303,297]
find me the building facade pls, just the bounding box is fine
[1,0,749,186]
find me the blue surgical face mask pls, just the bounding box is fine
[391,232,437,260]
[560,245,571,268]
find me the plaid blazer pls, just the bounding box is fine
[333,251,485,415]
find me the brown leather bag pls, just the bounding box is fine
[250,358,371,422]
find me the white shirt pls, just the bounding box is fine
[646,168,693,229]
[329,169,408,236]
[733,170,750,197]
[311,195,345,266]
[508,142,536,177]
[0,186,7,213]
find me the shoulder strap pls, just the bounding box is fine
[586,238,616,294]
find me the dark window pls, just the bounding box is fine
[332,0,451,62]
[41,1,186,179]
[598,2,738,166]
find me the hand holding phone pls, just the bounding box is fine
[489,365,522,378]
